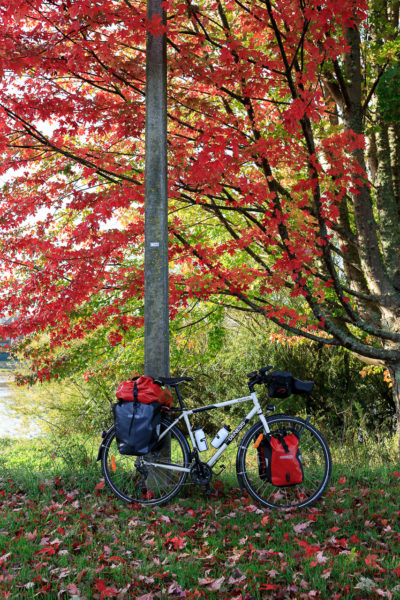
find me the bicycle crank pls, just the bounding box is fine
[190,462,213,486]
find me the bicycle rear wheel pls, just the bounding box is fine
[236,414,331,510]
[101,417,190,506]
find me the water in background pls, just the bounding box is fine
[0,361,40,438]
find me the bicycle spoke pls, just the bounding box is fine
[101,420,190,505]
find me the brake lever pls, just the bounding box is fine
[247,371,258,378]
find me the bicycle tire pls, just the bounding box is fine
[236,414,332,510]
[101,417,190,506]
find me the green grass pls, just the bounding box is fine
[1,434,400,599]
[0,434,100,496]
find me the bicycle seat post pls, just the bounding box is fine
[156,376,192,410]
[173,384,186,410]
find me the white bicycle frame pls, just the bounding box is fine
[143,391,271,472]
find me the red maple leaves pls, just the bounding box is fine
[0,0,371,379]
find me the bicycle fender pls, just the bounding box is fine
[96,426,114,461]
[266,413,309,424]
[96,444,103,462]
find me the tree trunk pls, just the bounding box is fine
[144,0,169,380]
[388,364,400,461]
[144,0,171,484]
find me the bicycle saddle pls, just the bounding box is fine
[156,376,193,386]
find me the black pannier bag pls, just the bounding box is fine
[113,400,161,456]
[267,371,293,398]
[256,432,304,486]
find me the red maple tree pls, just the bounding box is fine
[0,0,400,445]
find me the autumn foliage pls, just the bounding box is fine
[1,0,400,405]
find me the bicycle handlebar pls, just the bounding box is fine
[246,366,273,379]
[247,366,314,395]
[246,366,274,391]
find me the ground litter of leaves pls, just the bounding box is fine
[1,471,400,600]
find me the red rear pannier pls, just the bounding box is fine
[116,376,173,407]
[257,432,303,486]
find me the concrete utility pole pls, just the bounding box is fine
[144,0,169,378]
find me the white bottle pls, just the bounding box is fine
[211,426,231,449]
[194,427,208,452]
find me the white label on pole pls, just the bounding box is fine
[150,242,160,247]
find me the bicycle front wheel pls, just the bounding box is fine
[101,417,190,506]
[236,415,332,510]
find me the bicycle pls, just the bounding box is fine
[97,366,332,510]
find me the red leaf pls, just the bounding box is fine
[35,545,56,556]
[94,579,118,599]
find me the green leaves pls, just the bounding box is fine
[377,65,400,124]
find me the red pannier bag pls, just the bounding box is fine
[116,376,173,408]
[257,432,303,486]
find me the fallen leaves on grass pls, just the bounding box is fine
[1,472,400,599]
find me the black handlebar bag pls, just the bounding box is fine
[113,400,161,456]
[267,371,293,398]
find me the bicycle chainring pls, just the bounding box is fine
[190,462,213,486]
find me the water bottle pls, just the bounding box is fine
[211,425,231,449]
[194,427,208,452]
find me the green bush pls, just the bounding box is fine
[6,310,394,444]
[169,312,394,443]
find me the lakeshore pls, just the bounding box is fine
[0,362,39,438]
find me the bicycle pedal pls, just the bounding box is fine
[214,464,226,476]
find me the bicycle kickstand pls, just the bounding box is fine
[204,483,213,496]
